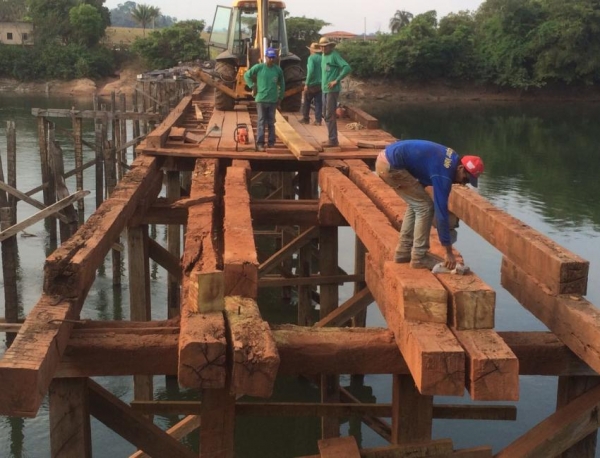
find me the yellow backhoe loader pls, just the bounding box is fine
[197,0,304,111]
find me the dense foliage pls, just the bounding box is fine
[339,0,600,88]
[131,20,208,69]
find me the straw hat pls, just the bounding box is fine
[306,42,322,52]
[318,37,336,47]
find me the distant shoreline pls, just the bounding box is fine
[3,75,600,104]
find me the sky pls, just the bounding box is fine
[105,0,485,35]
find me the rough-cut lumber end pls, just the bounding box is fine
[345,105,379,129]
[453,329,519,401]
[501,257,600,375]
[318,193,348,227]
[178,310,227,389]
[224,263,258,299]
[384,261,448,323]
[318,436,361,457]
[225,296,279,398]
[401,321,466,396]
[190,271,224,313]
[435,272,496,330]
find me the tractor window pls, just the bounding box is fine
[209,6,232,49]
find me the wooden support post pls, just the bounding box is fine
[320,225,340,439]
[119,93,128,176]
[7,121,16,225]
[49,137,78,242]
[49,378,91,458]
[93,96,104,209]
[200,388,235,458]
[166,171,181,318]
[127,225,153,412]
[298,170,313,325]
[73,116,84,223]
[391,374,433,444]
[352,237,367,386]
[556,376,600,458]
[46,121,58,247]
[0,207,18,347]
[281,172,293,302]
[132,90,141,159]
[37,117,56,243]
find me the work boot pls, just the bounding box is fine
[313,121,322,126]
[410,254,438,270]
[299,118,310,124]
[394,253,411,263]
[256,144,265,152]
[321,140,339,147]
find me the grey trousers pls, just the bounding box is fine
[323,91,339,144]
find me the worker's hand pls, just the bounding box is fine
[444,251,457,270]
[303,85,309,93]
[252,87,257,97]
[277,100,282,110]
[327,80,338,90]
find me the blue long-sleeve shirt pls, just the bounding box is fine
[384,140,459,246]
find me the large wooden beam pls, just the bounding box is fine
[88,379,196,458]
[179,159,227,389]
[496,383,600,458]
[318,436,360,457]
[365,255,465,396]
[130,415,201,458]
[450,185,589,295]
[275,111,320,158]
[225,296,279,398]
[501,257,600,375]
[224,165,258,298]
[44,155,163,297]
[146,95,192,148]
[452,329,519,401]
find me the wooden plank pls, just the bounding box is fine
[148,238,183,281]
[31,108,162,121]
[197,110,225,151]
[0,179,71,224]
[88,379,196,458]
[219,110,239,150]
[146,95,192,148]
[224,296,280,398]
[495,383,600,458]
[235,107,257,151]
[168,126,186,140]
[259,274,364,288]
[366,254,465,396]
[318,436,361,458]
[501,257,600,376]
[345,105,379,129]
[44,155,163,297]
[452,329,519,401]
[130,415,201,458]
[179,159,227,389]
[224,166,258,298]
[360,439,454,458]
[275,110,320,157]
[194,103,204,120]
[314,288,373,327]
[49,378,91,458]
[449,185,589,295]
[0,190,88,242]
[258,226,319,276]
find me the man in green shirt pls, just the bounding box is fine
[300,42,322,126]
[319,37,351,147]
[244,47,285,151]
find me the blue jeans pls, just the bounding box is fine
[323,91,339,144]
[375,158,433,260]
[256,102,277,146]
[302,88,322,123]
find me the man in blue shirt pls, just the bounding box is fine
[375,139,484,269]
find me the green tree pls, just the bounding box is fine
[131,3,159,36]
[69,3,105,47]
[132,19,207,68]
[389,10,413,33]
[0,0,27,21]
[285,16,330,61]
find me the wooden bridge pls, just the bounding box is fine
[0,84,597,457]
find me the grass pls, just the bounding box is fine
[104,26,147,47]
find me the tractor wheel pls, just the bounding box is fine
[280,64,304,112]
[214,61,236,111]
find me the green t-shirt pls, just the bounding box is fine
[321,50,351,93]
[305,53,322,88]
[244,63,285,103]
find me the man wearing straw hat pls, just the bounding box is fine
[300,42,323,126]
[319,36,351,147]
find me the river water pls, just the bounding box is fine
[0,94,599,457]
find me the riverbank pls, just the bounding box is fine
[3,72,600,103]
